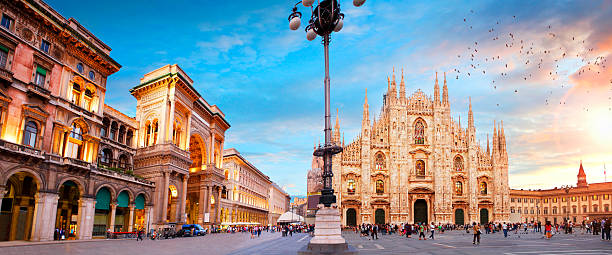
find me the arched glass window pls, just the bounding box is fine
[416,160,425,176]
[454,155,463,171]
[126,130,133,146]
[347,179,355,194]
[455,181,463,195]
[101,117,110,138]
[173,120,181,147]
[144,122,151,147]
[76,63,84,74]
[88,71,95,80]
[375,153,385,170]
[414,120,425,144]
[152,120,158,145]
[66,122,83,159]
[100,149,112,165]
[118,154,128,169]
[83,88,94,111]
[22,121,38,147]
[375,180,384,194]
[71,83,81,105]
[480,182,487,195]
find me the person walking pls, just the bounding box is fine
[418,223,426,240]
[604,220,611,241]
[545,221,552,240]
[472,223,481,245]
[429,222,435,240]
[502,222,508,238]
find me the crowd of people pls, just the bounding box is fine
[345,218,612,244]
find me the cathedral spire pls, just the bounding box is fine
[468,97,474,130]
[493,120,498,156]
[442,72,449,106]
[486,134,490,156]
[362,88,370,126]
[335,108,340,131]
[399,68,406,100]
[434,72,440,105]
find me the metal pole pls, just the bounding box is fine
[323,34,331,193]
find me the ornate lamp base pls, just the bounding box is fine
[298,204,358,255]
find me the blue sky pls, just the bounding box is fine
[48,0,612,196]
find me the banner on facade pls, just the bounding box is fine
[204,213,210,222]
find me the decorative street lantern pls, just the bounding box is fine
[287,0,365,209]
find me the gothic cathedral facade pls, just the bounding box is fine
[331,70,510,226]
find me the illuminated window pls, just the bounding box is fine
[553,198,557,203]
[22,121,38,147]
[65,122,83,159]
[376,180,384,194]
[172,120,181,147]
[604,194,609,200]
[454,155,463,171]
[347,179,355,194]
[414,120,425,144]
[455,181,463,195]
[169,185,178,198]
[593,195,598,200]
[571,196,576,202]
[83,88,93,111]
[152,121,158,145]
[582,196,587,201]
[416,160,425,176]
[479,182,487,195]
[375,152,385,170]
[544,198,548,203]
[71,83,81,105]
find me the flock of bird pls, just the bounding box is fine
[451,10,611,111]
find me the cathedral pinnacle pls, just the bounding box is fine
[468,97,474,130]
[400,68,406,100]
[434,72,440,105]
[442,72,449,106]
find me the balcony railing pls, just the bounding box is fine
[137,143,189,159]
[0,139,44,158]
[0,66,13,82]
[26,82,51,100]
[98,158,134,172]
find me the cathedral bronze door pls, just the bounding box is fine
[480,209,489,224]
[346,209,357,226]
[455,209,464,225]
[374,209,385,224]
[414,199,427,224]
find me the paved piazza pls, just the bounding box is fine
[1,230,611,255]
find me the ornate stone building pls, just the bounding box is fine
[510,162,612,224]
[220,148,272,226]
[331,70,510,226]
[130,64,230,229]
[0,0,154,242]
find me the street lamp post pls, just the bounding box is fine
[561,185,572,224]
[289,1,365,254]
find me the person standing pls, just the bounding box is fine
[472,223,481,245]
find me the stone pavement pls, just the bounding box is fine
[0,230,610,255]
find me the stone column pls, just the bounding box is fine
[167,100,175,143]
[179,175,188,223]
[144,206,152,233]
[0,185,5,211]
[109,203,117,232]
[209,133,214,165]
[31,192,59,241]
[198,186,206,224]
[161,171,170,222]
[215,187,221,223]
[128,204,135,232]
[204,186,211,222]
[78,197,95,240]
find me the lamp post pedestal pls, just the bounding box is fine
[299,205,357,255]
